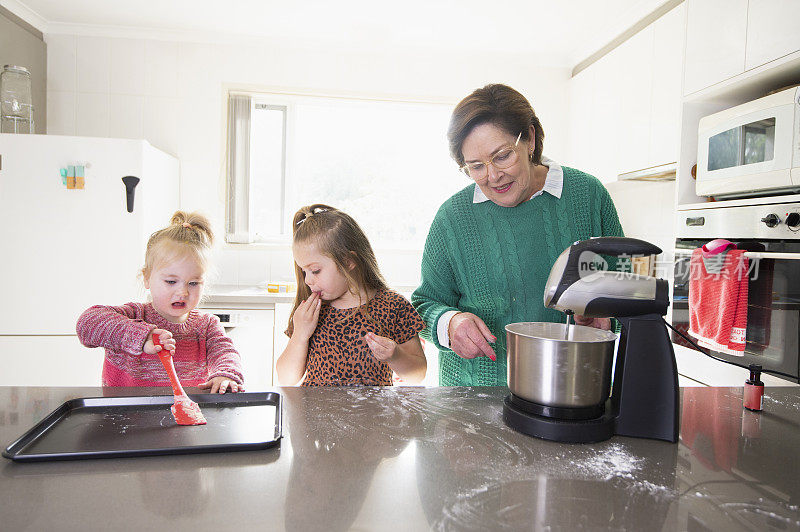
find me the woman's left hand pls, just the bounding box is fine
[364,332,397,361]
[574,315,612,331]
[199,376,243,394]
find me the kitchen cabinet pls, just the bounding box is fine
[649,3,685,167]
[273,303,291,384]
[0,336,101,386]
[683,0,748,96]
[198,305,276,390]
[591,52,623,182]
[567,3,685,180]
[566,67,596,177]
[684,0,800,96]
[615,26,654,175]
[745,0,800,70]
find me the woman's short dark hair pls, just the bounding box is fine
[447,84,544,167]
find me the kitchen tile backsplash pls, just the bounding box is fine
[144,41,179,98]
[45,34,76,93]
[212,248,240,286]
[213,246,423,290]
[110,39,146,95]
[46,90,75,135]
[76,92,109,137]
[109,94,144,139]
[238,248,272,285]
[76,36,110,94]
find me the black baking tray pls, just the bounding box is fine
[2,392,282,462]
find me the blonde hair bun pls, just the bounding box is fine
[141,211,214,279]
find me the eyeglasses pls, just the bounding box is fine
[460,131,523,180]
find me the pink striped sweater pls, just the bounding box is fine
[76,302,244,387]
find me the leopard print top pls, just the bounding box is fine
[295,289,424,386]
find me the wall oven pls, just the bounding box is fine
[673,201,800,382]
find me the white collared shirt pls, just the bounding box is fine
[437,155,564,348]
[471,155,563,203]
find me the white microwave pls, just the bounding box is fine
[696,86,800,199]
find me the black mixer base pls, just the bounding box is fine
[503,394,615,443]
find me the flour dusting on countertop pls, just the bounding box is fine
[569,443,642,480]
[763,394,800,411]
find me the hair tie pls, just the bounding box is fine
[182,222,192,229]
[296,208,329,226]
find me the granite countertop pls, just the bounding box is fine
[2,385,800,530]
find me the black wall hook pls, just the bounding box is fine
[121,176,140,213]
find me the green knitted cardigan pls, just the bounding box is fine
[411,166,624,386]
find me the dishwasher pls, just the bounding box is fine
[200,308,275,391]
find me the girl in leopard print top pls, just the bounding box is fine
[276,204,426,386]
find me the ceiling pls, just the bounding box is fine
[7,0,673,68]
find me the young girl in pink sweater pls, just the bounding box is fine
[77,211,244,393]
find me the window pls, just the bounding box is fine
[226,92,465,249]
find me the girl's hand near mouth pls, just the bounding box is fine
[292,291,322,341]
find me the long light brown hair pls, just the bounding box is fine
[287,204,388,336]
[141,211,214,280]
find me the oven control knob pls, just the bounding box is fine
[787,213,800,228]
[761,214,781,227]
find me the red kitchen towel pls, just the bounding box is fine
[688,248,749,355]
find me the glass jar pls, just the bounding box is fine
[1,65,35,134]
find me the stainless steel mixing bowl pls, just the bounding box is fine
[505,322,618,408]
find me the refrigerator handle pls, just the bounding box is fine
[121,176,140,213]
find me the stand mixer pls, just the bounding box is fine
[502,237,680,443]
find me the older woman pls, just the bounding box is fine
[412,84,624,386]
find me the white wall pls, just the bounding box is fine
[45,33,571,288]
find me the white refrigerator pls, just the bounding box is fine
[0,134,179,385]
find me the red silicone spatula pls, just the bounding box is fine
[153,333,207,426]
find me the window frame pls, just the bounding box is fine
[224,88,459,249]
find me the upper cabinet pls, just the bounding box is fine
[567,3,685,181]
[684,0,800,96]
[615,27,655,175]
[745,0,800,70]
[649,4,686,167]
[683,0,748,96]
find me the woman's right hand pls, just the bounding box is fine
[448,312,496,361]
[293,292,322,340]
[144,329,174,355]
